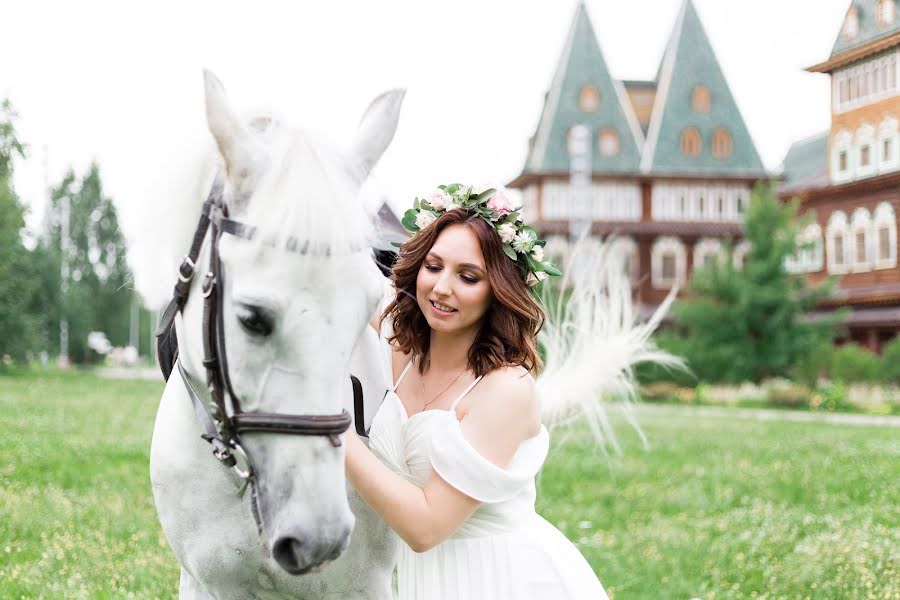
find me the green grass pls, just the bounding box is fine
[1,373,898,599]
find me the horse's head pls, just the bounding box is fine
[190,71,402,574]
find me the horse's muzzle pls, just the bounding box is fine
[271,524,352,575]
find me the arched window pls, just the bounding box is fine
[608,236,638,281]
[879,116,899,173]
[712,128,733,159]
[692,85,711,113]
[827,211,850,273]
[651,236,686,288]
[598,128,620,157]
[732,240,751,269]
[681,127,702,156]
[579,85,600,112]
[850,207,873,270]
[831,129,853,184]
[693,238,723,269]
[856,123,876,177]
[787,222,824,273]
[874,202,898,268]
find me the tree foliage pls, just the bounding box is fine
[670,183,845,384]
[41,164,133,363]
[0,100,43,362]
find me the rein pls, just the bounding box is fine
[155,178,366,486]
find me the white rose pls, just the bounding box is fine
[415,210,437,229]
[536,271,548,281]
[497,223,517,244]
[512,230,536,254]
[531,245,545,262]
[428,189,450,211]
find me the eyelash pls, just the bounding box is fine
[424,264,479,284]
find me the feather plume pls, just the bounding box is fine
[536,236,688,454]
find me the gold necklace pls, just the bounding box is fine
[419,367,466,413]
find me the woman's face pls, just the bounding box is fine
[416,224,493,336]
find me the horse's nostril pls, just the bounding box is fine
[272,537,308,574]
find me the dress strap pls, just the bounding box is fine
[393,360,413,391]
[449,375,483,411]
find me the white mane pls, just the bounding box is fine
[121,114,372,309]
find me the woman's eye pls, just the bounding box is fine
[425,264,441,272]
[461,275,479,284]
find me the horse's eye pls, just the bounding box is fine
[236,305,274,337]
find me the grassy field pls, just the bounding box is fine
[1,373,897,599]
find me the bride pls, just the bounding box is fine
[343,184,610,599]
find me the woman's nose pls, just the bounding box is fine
[433,271,452,296]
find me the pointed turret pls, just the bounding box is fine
[641,0,765,177]
[524,2,644,175]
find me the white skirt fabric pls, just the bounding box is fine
[368,389,609,600]
[397,514,609,600]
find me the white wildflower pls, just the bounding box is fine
[512,230,536,253]
[531,245,545,262]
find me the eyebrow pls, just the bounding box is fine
[427,252,485,274]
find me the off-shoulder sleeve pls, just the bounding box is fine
[429,412,549,503]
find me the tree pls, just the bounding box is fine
[671,183,845,384]
[42,163,133,363]
[0,100,42,363]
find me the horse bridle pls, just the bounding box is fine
[156,177,364,482]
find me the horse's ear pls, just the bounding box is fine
[353,89,405,178]
[203,70,261,210]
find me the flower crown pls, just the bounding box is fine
[400,183,561,286]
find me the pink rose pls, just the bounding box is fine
[486,188,514,219]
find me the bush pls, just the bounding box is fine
[635,331,696,387]
[812,380,855,412]
[879,337,900,383]
[791,339,833,388]
[766,379,812,408]
[830,344,881,383]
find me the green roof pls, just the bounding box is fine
[779,132,829,194]
[526,1,644,174]
[831,0,900,58]
[641,0,766,177]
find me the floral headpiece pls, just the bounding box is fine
[400,183,561,287]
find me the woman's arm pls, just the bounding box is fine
[344,368,540,553]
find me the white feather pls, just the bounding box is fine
[536,236,687,454]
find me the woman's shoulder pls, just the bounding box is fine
[468,365,540,437]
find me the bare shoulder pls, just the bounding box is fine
[466,366,540,438]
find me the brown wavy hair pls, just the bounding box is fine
[382,209,544,377]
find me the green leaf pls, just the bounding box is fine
[542,262,562,276]
[502,243,518,261]
[401,209,420,232]
[473,188,496,204]
[501,211,519,225]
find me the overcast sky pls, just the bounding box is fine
[4,0,850,232]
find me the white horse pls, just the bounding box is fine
[149,72,401,599]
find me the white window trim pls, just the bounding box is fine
[874,202,898,269]
[827,211,851,274]
[833,50,899,114]
[850,207,873,271]
[732,240,751,269]
[856,123,877,179]
[787,223,824,273]
[878,116,900,174]
[608,236,639,281]
[651,236,686,289]
[693,238,724,269]
[831,129,854,184]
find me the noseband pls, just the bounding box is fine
[155,178,356,482]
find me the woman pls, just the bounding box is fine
[344,184,609,599]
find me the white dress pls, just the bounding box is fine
[368,360,610,600]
